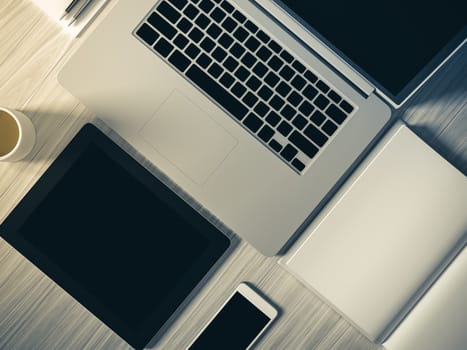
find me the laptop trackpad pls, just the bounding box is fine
[139,90,237,184]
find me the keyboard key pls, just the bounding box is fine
[245,37,260,52]
[243,113,263,132]
[148,12,177,39]
[328,90,342,103]
[196,53,212,68]
[208,62,223,78]
[231,82,247,97]
[253,62,268,77]
[254,101,270,117]
[291,158,305,171]
[207,23,222,38]
[219,33,234,49]
[257,30,270,43]
[169,0,187,10]
[268,56,283,70]
[169,49,191,71]
[158,1,180,23]
[246,75,261,91]
[242,92,258,107]
[265,111,281,126]
[188,27,204,42]
[265,72,280,88]
[230,43,245,58]
[291,75,306,91]
[277,121,293,136]
[270,95,285,110]
[258,125,275,142]
[245,20,258,33]
[220,72,235,88]
[220,0,234,13]
[325,104,347,124]
[210,7,226,22]
[241,52,256,68]
[276,81,292,97]
[200,37,215,52]
[281,144,298,161]
[185,43,201,58]
[304,70,318,83]
[322,120,338,136]
[136,23,159,45]
[199,0,215,13]
[223,56,238,72]
[258,85,273,101]
[316,80,330,93]
[186,65,248,120]
[183,4,199,19]
[298,100,314,116]
[310,110,326,125]
[292,60,306,73]
[268,40,281,53]
[280,104,295,120]
[154,37,174,57]
[287,91,303,107]
[233,27,248,42]
[232,10,246,23]
[234,66,249,81]
[174,33,189,49]
[280,50,294,63]
[289,131,318,158]
[269,139,283,152]
[340,100,354,113]
[257,46,272,61]
[304,124,328,147]
[279,65,295,81]
[177,18,192,32]
[195,13,210,28]
[212,47,227,62]
[314,94,330,110]
[303,85,318,100]
[222,17,237,32]
[292,115,308,130]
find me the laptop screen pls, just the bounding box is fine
[274,0,466,102]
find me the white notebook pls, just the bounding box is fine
[31,0,109,37]
[281,121,467,345]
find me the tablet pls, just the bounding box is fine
[0,123,231,350]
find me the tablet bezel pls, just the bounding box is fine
[0,123,231,350]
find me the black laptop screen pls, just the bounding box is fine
[275,0,466,99]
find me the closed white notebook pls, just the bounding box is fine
[281,121,467,343]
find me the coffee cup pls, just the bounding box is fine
[0,107,36,162]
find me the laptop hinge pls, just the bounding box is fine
[254,0,375,98]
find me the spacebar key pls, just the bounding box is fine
[186,65,248,121]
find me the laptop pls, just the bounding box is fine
[58,0,466,256]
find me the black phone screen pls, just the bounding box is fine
[188,292,271,350]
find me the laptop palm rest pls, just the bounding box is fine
[139,90,238,184]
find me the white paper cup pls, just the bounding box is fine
[0,107,36,162]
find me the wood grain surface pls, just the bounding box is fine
[1,1,466,349]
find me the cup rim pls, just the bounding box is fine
[0,107,23,160]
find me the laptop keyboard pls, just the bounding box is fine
[134,0,356,174]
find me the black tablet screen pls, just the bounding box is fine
[17,144,211,328]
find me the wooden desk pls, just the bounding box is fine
[1,1,465,349]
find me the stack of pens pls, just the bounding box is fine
[60,0,96,26]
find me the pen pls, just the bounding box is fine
[69,0,95,25]
[59,0,82,20]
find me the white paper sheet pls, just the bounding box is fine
[31,0,109,37]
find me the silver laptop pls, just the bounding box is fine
[58,0,466,255]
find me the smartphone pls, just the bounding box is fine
[186,283,278,350]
